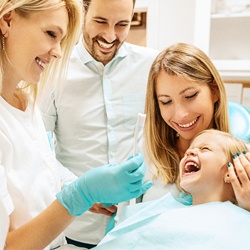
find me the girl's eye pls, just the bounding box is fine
[201,147,210,151]
[47,31,57,39]
[186,92,198,99]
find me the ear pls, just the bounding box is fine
[224,172,231,184]
[211,80,219,103]
[0,3,14,37]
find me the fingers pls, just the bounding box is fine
[139,180,153,194]
[227,161,241,192]
[129,162,146,182]
[239,151,250,178]
[120,152,144,173]
[129,180,153,194]
[104,205,117,213]
[89,203,116,216]
[228,151,250,211]
[232,152,250,185]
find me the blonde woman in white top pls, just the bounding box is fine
[0,1,151,249]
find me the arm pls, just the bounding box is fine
[6,200,74,250]
[5,153,151,249]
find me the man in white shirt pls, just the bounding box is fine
[39,0,158,248]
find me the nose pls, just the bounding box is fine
[174,103,189,120]
[102,26,117,43]
[49,43,62,59]
[185,148,198,156]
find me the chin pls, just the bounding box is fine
[180,179,193,191]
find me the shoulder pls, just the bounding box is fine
[123,42,159,59]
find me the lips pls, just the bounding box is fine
[35,57,46,69]
[178,117,198,128]
[97,40,114,49]
[181,159,200,178]
[184,160,200,174]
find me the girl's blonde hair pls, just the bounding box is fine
[144,43,230,184]
[0,0,83,101]
[195,129,248,163]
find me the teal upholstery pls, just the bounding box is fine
[228,101,250,143]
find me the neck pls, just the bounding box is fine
[1,88,27,111]
[191,187,236,205]
[177,137,192,158]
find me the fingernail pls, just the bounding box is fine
[228,162,231,167]
[232,154,237,159]
[243,150,248,154]
[237,152,241,156]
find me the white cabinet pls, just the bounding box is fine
[135,0,250,82]
[209,9,250,81]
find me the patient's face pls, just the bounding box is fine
[179,133,228,195]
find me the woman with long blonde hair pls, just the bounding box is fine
[143,43,250,211]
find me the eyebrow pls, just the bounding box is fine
[56,25,63,35]
[93,16,130,23]
[179,87,195,95]
[157,87,196,98]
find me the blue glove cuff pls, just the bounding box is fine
[56,179,92,216]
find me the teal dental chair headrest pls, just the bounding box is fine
[228,101,250,143]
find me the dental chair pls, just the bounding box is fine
[228,101,250,143]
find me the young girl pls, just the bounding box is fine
[93,129,250,249]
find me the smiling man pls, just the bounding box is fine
[39,0,159,248]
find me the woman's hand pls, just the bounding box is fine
[228,151,250,211]
[89,203,117,216]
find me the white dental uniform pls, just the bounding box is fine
[0,97,77,249]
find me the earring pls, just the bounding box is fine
[2,36,5,51]
[2,35,5,51]
[2,31,7,51]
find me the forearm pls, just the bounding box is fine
[5,200,74,250]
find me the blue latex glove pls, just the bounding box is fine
[56,153,152,216]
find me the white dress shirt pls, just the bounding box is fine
[39,37,159,244]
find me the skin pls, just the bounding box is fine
[179,133,234,205]
[156,72,218,158]
[229,151,250,211]
[1,4,67,110]
[82,0,134,65]
[0,4,77,250]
